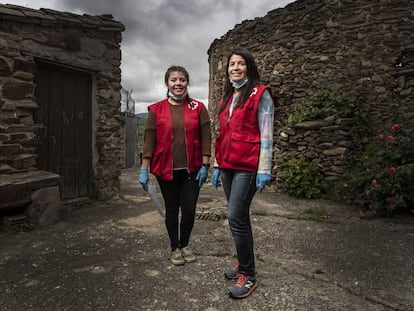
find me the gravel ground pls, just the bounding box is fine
[0,168,413,311]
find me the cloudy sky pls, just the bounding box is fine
[5,0,294,112]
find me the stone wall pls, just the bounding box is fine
[208,0,414,187]
[0,4,125,223]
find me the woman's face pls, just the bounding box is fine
[167,71,188,98]
[228,54,247,82]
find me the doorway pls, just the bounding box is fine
[34,61,92,201]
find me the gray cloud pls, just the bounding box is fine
[6,0,294,112]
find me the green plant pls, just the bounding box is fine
[321,179,344,202]
[340,105,414,216]
[288,89,357,126]
[282,156,322,199]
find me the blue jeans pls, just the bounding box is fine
[220,168,257,277]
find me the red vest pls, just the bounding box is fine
[149,98,203,180]
[215,85,269,172]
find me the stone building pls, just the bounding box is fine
[208,0,414,187]
[0,4,125,228]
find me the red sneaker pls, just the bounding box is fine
[224,261,239,279]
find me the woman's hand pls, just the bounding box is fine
[138,168,149,191]
[256,173,271,193]
[211,168,221,188]
[196,165,209,188]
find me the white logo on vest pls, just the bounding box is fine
[250,87,258,97]
[188,100,199,110]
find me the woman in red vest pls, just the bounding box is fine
[212,48,274,298]
[139,65,211,266]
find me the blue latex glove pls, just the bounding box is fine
[196,165,209,188]
[138,168,149,191]
[211,168,221,188]
[256,173,271,193]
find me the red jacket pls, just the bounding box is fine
[149,98,203,180]
[215,85,269,172]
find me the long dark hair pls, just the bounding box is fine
[220,48,260,112]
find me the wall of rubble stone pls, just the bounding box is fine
[0,4,125,200]
[208,0,414,187]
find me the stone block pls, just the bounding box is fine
[27,186,61,228]
[0,170,60,213]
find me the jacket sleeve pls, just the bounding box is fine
[142,110,156,160]
[199,104,212,157]
[257,90,274,174]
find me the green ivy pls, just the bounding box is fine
[282,156,322,199]
[288,89,358,126]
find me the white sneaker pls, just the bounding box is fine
[170,248,185,265]
[181,247,196,263]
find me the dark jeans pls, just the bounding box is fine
[157,169,200,251]
[220,168,257,277]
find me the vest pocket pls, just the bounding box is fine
[230,131,260,143]
[227,132,260,169]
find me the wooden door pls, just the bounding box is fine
[34,61,92,201]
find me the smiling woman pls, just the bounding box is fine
[228,54,248,89]
[139,65,212,266]
[212,47,275,299]
[165,66,190,102]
